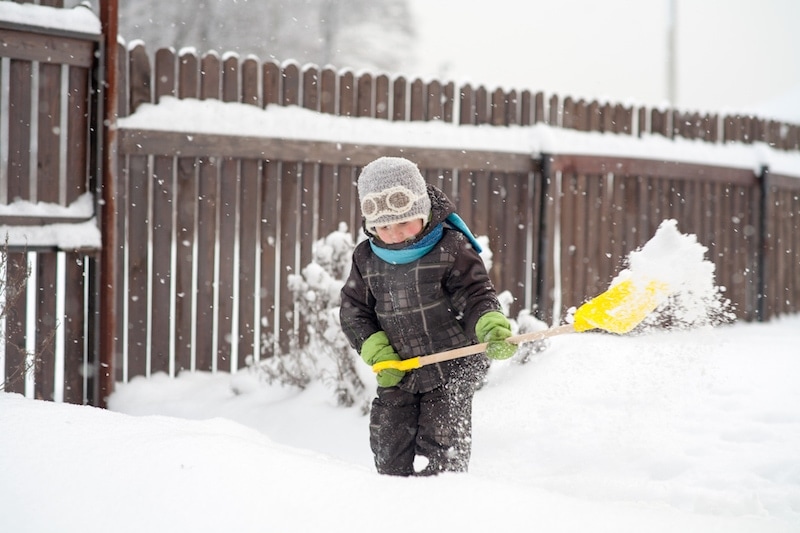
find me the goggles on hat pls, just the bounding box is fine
[361,186,425,221]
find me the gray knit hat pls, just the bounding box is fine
[357,157,431,232]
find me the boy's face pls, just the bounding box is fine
[375,219,424,244]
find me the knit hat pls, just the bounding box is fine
[357,157,432,232]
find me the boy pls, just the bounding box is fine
[339,156,516,476]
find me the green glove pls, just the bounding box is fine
[475,311,517,360]
[360,331,406,387]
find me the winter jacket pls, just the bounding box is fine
[340,185,500,393]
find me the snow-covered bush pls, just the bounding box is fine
[243,224,371,413]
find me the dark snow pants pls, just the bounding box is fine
[369,380,477,476]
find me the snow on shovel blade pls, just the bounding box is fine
[573,279,670,334]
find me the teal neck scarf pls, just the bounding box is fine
[369,213,482,265]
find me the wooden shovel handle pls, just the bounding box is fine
[372,323,576,373]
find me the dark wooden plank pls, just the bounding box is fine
[0,28,95,67]
[320,67,336,115]
[263,61,280,106]
[317,67,339,238]
[491,89,506,127]
[504,172,529,317]
[583,172,605,295]
[278,162,299,353]
[195,52,221,371]
[154,47,175,104]
[375,74,390,120]
[533,92,545,124]
[66,65,89,204]
[172,52,200,372]
[259,161,279,359]
[442,81,455,123]
[560,173,578,312]
[173,52,199,371]
[548,95,559,126]
[296,160,317,349]
[126,155,149,379]
[174,156,197,372]
[215,55,240,370]
[242,57,260,107]
[357,72,373,118]
[116,40,129,118]
[62,252,85,404]
[37,62,61,204]
[237,158,260,367]
[128,42,151,113]
[334,70,353,117]
[427,80,443,121]
[149,153,173,374]
[282,63,300,107]
[8,59,32,202]
[178,49,198,100]
[200,52,221,101]
[475,86,489,126]
[391,76,407,121]
[410,78,424,121]
[526,169,545,313]
[195,155,218,371]
[537,162,558,324]
[790,191,800,314]
[459,84,474,125]
[34,253,57,401]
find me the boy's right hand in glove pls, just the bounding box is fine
[360,331,405,387]
[476,311,517,360]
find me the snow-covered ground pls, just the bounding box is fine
[2,220,799,532]
[2,315,798,532]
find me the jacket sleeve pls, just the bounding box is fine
[339,246,380,353]
[445,236,501,342]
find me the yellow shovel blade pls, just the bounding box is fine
[573,279,670,334]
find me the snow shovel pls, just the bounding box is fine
[372,278,670,373]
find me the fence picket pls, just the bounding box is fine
[62,253,85,403]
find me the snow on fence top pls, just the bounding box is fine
[0,194,100,250]
[118,96,800,178]
[0,3,101,37]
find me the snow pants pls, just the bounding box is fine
[369,379,477,476]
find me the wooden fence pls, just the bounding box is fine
[112,43,800,389]
[2,25,799,405]
[0,11,102,403]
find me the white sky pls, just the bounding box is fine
[408,0,800,120]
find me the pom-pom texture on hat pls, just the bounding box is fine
[357,157,431,231]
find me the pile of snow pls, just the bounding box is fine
[612,219,735,330]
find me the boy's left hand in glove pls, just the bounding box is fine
[476,311,517,360]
